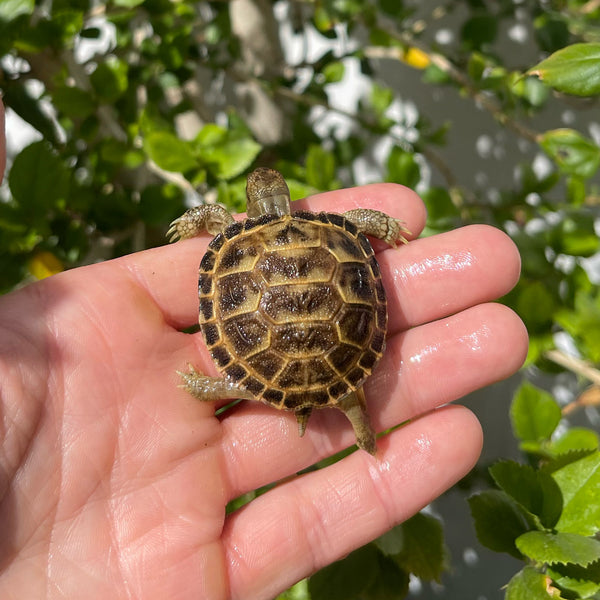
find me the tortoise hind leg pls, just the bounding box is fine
[177,365,256,401]
[338,388,377,455]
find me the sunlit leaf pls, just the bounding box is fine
[506,566,561,600]
[516,531,600,567]
[144,131,197,173]
[490,460,562,529]
[553,451,600,536]
[539,129,600,179]
[529,43,600,97]
[510,382,561,444]
[0,0,34,21]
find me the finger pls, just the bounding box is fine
[219,302,527,499]
[223,405,483,600]
[115,183,426,329]
[382,224,521,333]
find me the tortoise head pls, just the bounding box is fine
[246,167,291,218]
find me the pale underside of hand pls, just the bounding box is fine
[0,178,527,599]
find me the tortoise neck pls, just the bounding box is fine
[247,194,291,217]
[246,167,291,217]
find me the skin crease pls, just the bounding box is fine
[0,94,529,600]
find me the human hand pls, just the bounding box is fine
[0,99,527,599]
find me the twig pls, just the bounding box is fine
[545,349,600,385]
[146,159,201,198]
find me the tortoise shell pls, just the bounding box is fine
[197,210,387,411]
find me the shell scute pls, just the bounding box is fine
[336,262,376,304]
[216,272,261,317]
[246,350,285,380]
[200,250,217,272]
[224,221,244,239]
[337,306,374,347]
[260,283,341,323]
[272,322,337,356]
[225,363,247,382]
[223,315,270,358]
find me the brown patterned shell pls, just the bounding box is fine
[197,210,387,411]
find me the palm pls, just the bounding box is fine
[0,185,527,600]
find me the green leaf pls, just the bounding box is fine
[533,15,570,54]
[549,561,600,598]
[308,544,379,600]
[539,129,600,179]
[566,176,586,205]
[528,43,600,97]
[520,76,550,108]
[510,382,561,443]
[550,210,600,258]
[139,184,184,226]
[489,460,562,529]
[461,13,498,50]
[275,579,310,600]
[194,125,261,180]
[553,451,600,535]
[90,57,129,103]
[506,566,560,600]
[51,9,83,43]
[556,288,600,363]
[422,63,450,84]
[516,282,556,333]
[374,523,404,556]
[392,512,448,582]
[542,450,598,475]
[52,86,96,119]
[309,542,409,600]
[386,147,420,188]
[370,82,394,117]
[144,131,197,173]
[286,179,318,203]
[0,0,33,21]
[8,141,69,215]
[516,531,600,567]
[421,187,460,231]
[3,83,61,145]
[306,145,336,191]
[467,52,487,82]
[551,428,599,455]
[366,554,409,600]
[322,61,345,83]
[112,0,145,6]
[468,490,529,559]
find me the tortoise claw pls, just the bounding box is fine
[166,219,183,243]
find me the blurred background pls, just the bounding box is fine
[1,1,599,598]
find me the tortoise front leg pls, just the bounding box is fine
[338,388,377,456]
[177,365,256,402]
[343,208,410,247]
[167,205,235,242]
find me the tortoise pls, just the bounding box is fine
[167,168,408,454]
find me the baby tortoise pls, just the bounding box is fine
[168,168,408,454]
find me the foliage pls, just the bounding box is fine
[470,381,600,600]
[1,0,600,598]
